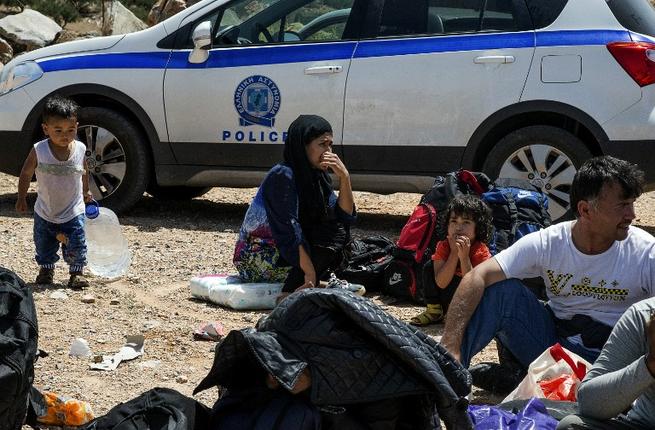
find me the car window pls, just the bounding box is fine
[523,0,567,29]
[606,0,655,38]
[429,0,520,34]
[210,0,356,46]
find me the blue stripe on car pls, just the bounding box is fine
[37,29,632,72]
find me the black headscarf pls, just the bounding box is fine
[283,115,334,231]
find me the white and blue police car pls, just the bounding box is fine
[1,0,655,219]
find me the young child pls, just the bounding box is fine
[15,95,93,288]
[410,194,493,326]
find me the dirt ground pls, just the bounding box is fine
[3,171,655,424]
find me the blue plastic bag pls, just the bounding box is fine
[468,397,558,429]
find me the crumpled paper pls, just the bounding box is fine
[89,335,144,371]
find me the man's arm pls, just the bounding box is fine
[440,258,506,362]
[577,305,655,419]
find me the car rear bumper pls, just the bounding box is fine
[0,131,32,176]
[600,139,655,190]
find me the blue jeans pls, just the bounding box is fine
[34,213,87,273]
[460,279,599,368]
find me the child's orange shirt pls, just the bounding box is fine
[431,240,491,277]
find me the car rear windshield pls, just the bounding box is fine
[606,0,655,38]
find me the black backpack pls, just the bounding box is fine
[336,235,395,292]
[82,387,210,430]
[481,178,551,255]
[0,267,38,430]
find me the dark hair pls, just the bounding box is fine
[570,156,644,218]
[444,194,493,244]
[42,95,79,123]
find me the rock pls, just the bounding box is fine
[0,9,62,51]
[0,37,12,64]
[49,291,68,300]
[142,320,161,330]
[102,0,148,36]
[81,294,96,304]
[147,0,186,26]
[110,299,120,305]
[175,375,188,384]
[138,360,162,369]
[52,29,80,45]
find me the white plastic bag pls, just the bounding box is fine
[502,343,592,403]
[189,274,283,310]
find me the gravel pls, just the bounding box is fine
[3,171,655,422]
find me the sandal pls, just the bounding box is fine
[410,309,443,326]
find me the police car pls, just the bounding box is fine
[1,0,655,220]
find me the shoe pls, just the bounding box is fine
[326,273,366,296]
[469,362,527,395]
[410,305,444,326]
[68,272,90,290]
[35,268,54,284]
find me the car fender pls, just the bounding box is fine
[462,100,609,169]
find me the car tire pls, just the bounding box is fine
[482,125,593,222]
[146,184,212,200]
[77,107,151,214]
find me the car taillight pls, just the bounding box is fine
[607,41,655,87]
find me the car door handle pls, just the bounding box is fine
[304,65,343,75]
[474,55,515,64]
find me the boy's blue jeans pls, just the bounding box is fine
[34,213,87,273]
[459,279,600,368]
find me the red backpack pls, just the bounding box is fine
[383,170,490,302]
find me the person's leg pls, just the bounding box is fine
[460,279,559,368]
[60,214,87,273]
[558,414,644,430]
[33,214,60,283]
[60,214,89,288]
[411,261,444,326]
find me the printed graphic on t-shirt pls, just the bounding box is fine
[36,162,84,176]
[546,270,628,301]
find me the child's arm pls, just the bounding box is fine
[15,149,37,213]
[456,236,473,275]
[434,251,459,289]
[82,169,93,203]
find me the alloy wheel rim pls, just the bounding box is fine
[78,125,127,201]
[498,144,576,221]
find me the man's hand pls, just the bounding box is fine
[83,190,94,204]
[15,198,28,214]
[647,310,655,377]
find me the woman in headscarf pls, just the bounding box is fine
[233,114,357,294]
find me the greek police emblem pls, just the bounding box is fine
[234,75,281,127]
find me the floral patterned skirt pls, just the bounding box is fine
[233,237,290,283]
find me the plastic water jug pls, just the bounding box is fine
[189,274,283,310]
[84,201,132,279]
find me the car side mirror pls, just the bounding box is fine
[189,21,211,64]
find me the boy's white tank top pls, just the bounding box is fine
[34,139,86,223]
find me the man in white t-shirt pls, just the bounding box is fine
[441,156,655,392]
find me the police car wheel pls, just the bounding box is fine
[146,184,212,200]
[482,125,592,222]
[77,107,151,214]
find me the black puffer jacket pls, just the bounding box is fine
[195,289,472,429]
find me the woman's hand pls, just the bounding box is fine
[320,152,349,180]
[296,271,317,291]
